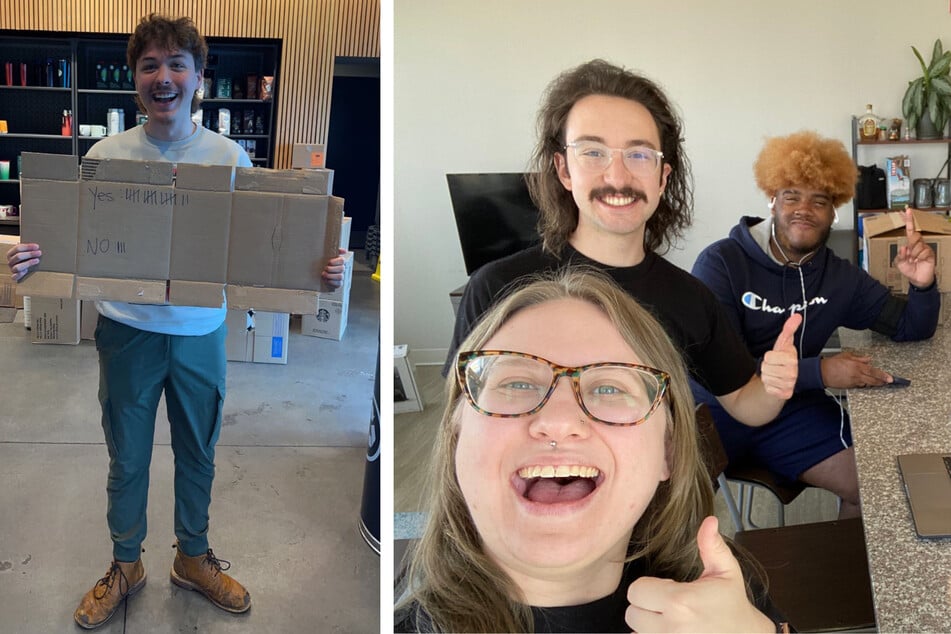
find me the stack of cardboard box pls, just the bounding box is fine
[290,143,355,341]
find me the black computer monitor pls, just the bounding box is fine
[446,172,541,275]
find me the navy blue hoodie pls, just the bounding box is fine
[692,216,939,393]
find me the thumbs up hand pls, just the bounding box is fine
[894,207,935,288]
[760,312,801,400]
[625,516,775,633]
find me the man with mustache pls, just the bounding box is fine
[691,131,939,519]
[445,59,800,429]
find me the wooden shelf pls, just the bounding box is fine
[856,137,951,146]
[858,208,950,214]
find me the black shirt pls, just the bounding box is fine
[395,556,785,633]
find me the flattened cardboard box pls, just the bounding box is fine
[863,209,951,293]
[18,153,80,297]
[226,185,343,312]
[76,158,176,302]
[17,153,341,313]
[169,164,234,307]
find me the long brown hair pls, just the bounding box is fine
[527,59,694,258]
[395,269,714,632]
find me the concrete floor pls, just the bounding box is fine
[0,257,380,633]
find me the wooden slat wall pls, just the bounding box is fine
[0,0,380,168]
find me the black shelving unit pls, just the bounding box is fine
[0,30,281,235]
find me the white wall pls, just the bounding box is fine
[394,0,951,364]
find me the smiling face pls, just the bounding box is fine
[770,187,835,261]
[453,297,670,595]
[553,94,671,251]
[133,45,202,138]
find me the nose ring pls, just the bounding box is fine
[549,440,557,449]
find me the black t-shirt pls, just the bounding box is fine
[444,244,756,396]
[395,556,786,633]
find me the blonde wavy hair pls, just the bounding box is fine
[395,269,716,632]
[754,130,858,206]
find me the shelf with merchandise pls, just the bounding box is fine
[850,116,951,265]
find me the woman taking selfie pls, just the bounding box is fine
[395,270,785,633]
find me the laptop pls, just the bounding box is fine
[897,453,951,538]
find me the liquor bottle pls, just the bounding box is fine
[61,109,72,136]
[857,104,881,142]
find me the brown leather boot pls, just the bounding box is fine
[73,559,146,629]
[170,544,251,613]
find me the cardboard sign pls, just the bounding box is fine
[17,153,342,314]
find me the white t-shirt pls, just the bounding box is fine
[84,124,252,336]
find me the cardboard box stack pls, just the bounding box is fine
[225,308,289,364]
[302,250,353,340]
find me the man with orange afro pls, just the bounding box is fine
[692,130,938,519]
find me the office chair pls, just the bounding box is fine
[696,404,876,632]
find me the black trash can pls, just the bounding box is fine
[359,337,380,554]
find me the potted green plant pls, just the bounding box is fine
[902,39,951,139]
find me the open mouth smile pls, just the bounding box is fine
[514,464,603,504]
[152,91,179,104]
[591,187,647,209]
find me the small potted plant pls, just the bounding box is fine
[902,39,951,139]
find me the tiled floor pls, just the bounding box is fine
[0,256,381,633]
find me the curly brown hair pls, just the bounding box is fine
[527,59,693,257]
[753,131,858,206]
[127,13,208,115]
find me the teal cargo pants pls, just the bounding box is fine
[95,315,227,562]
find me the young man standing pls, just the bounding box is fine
[691,130,938,518]
[446,59,799,428]
[7,14,344,629]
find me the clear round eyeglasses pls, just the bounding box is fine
[564,140,665,174]
[456,350,670,427]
